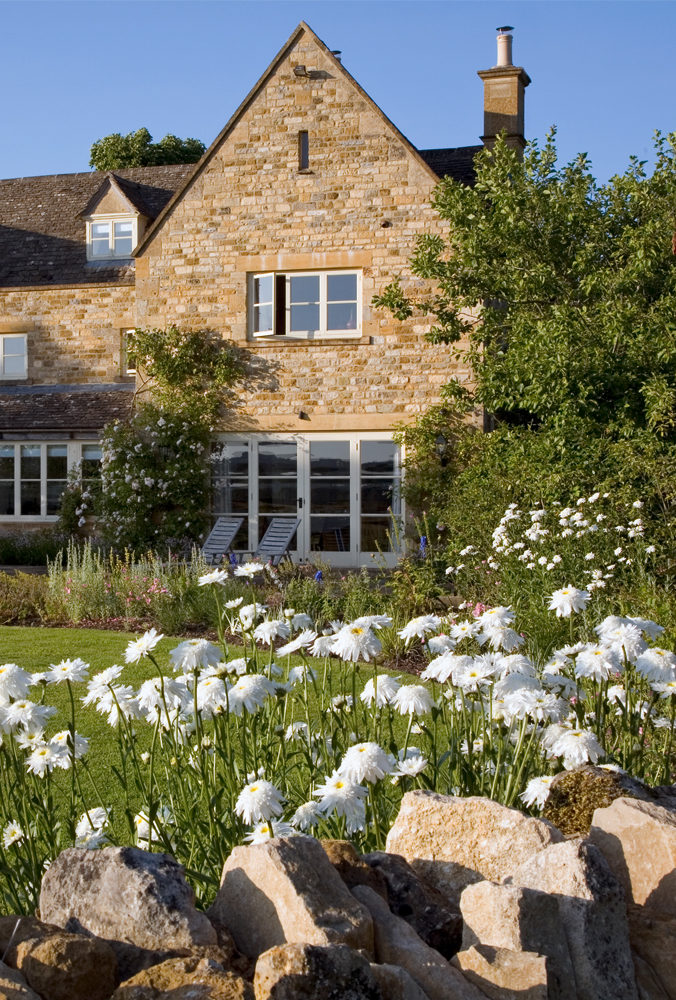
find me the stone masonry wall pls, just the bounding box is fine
[0,282,135,385]
[136,28,471,433]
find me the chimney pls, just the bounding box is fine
[477,27,531,152]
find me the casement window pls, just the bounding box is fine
[0,442,101,520]
[250,271,361,339]
[86,218,137,260]
[211,433,402,567]
[121,330,137,375]
[0,334,27,380]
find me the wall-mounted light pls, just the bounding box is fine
[435,434,448,466]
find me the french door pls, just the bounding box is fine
[211,433,402,567]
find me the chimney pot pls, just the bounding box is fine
[496,29,513,67]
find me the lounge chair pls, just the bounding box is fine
[250,516,300,566]
[201,516,244,565]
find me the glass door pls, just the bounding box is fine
[307,440,355,564]
[256,440,298,552]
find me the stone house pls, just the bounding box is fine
[0,23,529,566]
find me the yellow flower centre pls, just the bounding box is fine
[351,627,364,635]
[335,780,344,788]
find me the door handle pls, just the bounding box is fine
[298,497,303,509]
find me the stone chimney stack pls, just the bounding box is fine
[478,27,531,151]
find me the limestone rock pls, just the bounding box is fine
[253,943,382,1000]
[321,839,388,898]
[368,962,431,1000]
[39,846,216,979]
[459,880,574,998]
[208,836,373,959]
[627,905,676,1000]
[453,945,554,1000]
[0,916,55,964]
[512,838,638,1000]
[385,791,563,906]
[364,850,462,959]
[14,929,117,1000]
[111,955,254,999]
[352,884,487,1000]
[590,797,676,913]
[0,961,42,1000]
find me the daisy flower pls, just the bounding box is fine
[197,568,230,587]
[0,663,33,703]
[276,630,317,657]
[391,749,429,783]
[331,624,382,663]
[290,801,321,831]
[170,639,222,674]
[2,821,24,849]
[547,586,591,618]
[45,658,90,684]
[75,807,110,849]
[520,775,555,810]
[227,674,276,716]
[548,727,605,769]
[125,629,164,664]
[397,615,442,645]
[392,684,435,716]
[26,743,62,777]
[253,620,291,646]
[314,771,367,834]
[338,742,393,784]
[244,820,296,844]
[234,561,266,579]
[360,674,401,708]
[235,780,284,825]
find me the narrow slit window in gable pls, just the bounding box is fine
[298,131,309,171]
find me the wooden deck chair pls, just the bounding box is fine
[252,516,301,566]
[201,516,244,565]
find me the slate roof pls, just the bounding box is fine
[0,384,134,434]
[418,145,483,186]
[0,164,192,288]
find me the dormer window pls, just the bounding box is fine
[86,217,137,260]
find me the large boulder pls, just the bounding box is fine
[385,791,563,906]
[368,963,431,1000]
[208,836,373,960]
[543,766,676,836]
[351,884,487,1000]
[253,943,382,1000]
[627,905,676,1000]
[111,955,254,999]
[453,945,556,1000]
[0,961,42,1000]
[321,840,388,898]
[363,850,462,959]
[589,797,676,913]
[39,847,217,979]
[14,929,117,1000]
[511,838,638,1000]
[459,880,575,998]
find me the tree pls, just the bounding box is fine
[375,131,676,561]
[89,128,205,171]
[376,130,676,443]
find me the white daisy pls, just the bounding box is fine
[235,780,284,825]
[125,629,164,664]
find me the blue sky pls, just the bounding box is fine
[1,0,674,183]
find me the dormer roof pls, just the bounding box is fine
[0,164,191,288]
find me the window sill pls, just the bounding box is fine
[249,334,366,346]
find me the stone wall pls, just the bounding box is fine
[136,27,470,434]
[0,283,135,385]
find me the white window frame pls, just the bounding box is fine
[0,441,102,521]
[0,334,27,380]
[249,270,362,340]
[86,215,138,261]
[121,329,137,376]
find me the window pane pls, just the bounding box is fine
[47,481,67,515]
[361,441,397,475]
[20,481,40,515]
[113,237,133,257]
[310,441,350,476]
[91,222,111,238]
[213,443,249,477]
[327,273,357,301]
[212,480,248,514]
[311,479,350,513]
[21,446,40,480]
[361,479,395,514]
[290,303,320,332]
[3,336,25,355]
[311,516,350,552]
[0,482,14,516]
[3,354,26,377]
[361,516,396,552]
[327,302,357,330]
[0,446,13,480]
[114,221,133,237]
[253,304,273,333]
[258,442,296,477]
[254,274,273,305]
[289,275,319,303]
[258,479,297,513]
[47,445,67,479]
[90,238,110,258]
[82,445,102,479]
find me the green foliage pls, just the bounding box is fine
[89,127,205,170]
[128,326,245,422]
[376,130,676,607]
[0,529,65,567]
[0,573,49,624]
[100,327,245,552]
